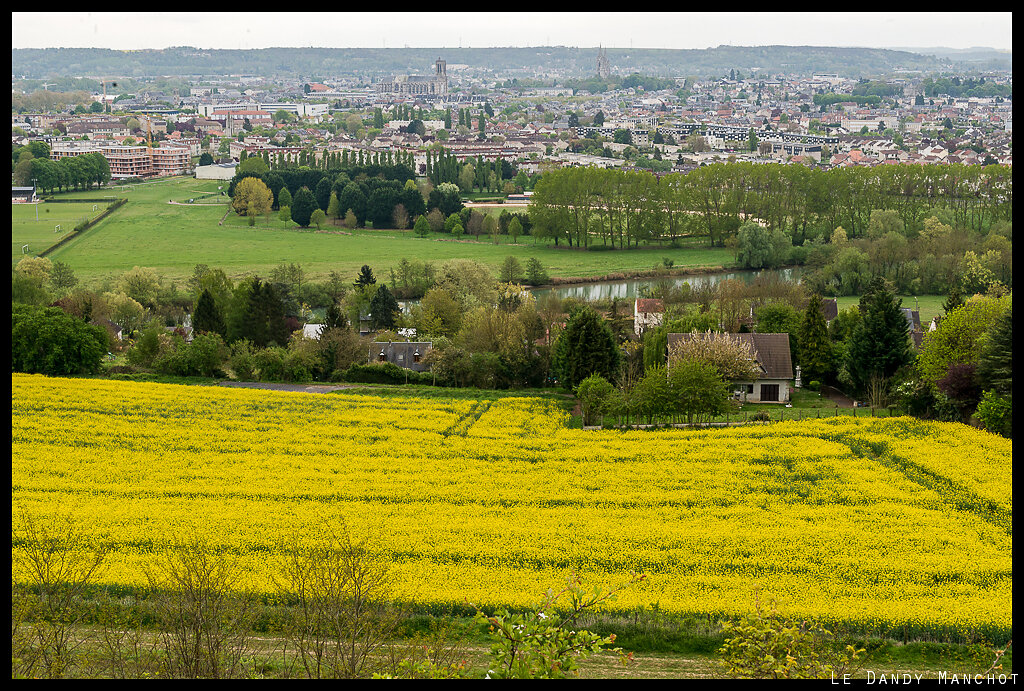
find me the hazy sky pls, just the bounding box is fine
[11,12,1012,51]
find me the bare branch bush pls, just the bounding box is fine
[11,507,109,679]
[273,522,405,678]
[143,535,255,678]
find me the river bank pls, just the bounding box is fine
[528,265,804,301]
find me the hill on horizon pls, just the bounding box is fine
[12,44,1010,81]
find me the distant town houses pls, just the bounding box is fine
[11,57,1012,181]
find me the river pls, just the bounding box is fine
[527,267,804,302]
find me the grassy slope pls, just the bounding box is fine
[45,177,735,286]
[43,178,952,328]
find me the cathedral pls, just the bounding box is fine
[375,58,448,97]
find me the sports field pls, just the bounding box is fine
[11,200,110,264]
[43,177,736,286]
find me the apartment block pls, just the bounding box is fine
[50,140,191,179]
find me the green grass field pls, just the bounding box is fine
[11,201,111,265]
[835,294,945,327]
[35,178,954,332]
[43,177,736,286]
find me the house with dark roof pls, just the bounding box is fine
[667,332,794,403]
[820,298,839,323]
[369,341,432,372]
[900,308,924,349]
[12,186,37,203]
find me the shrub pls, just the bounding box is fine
[719,590,866,679]
[254,346,288,381]
[339,362,430,385]
[11,304,108,376]
[575,373,614,426]
[126,325,164,368]
[283,347,317,382]
[229,339,257,380]
[806,380,821,392]
[974,390,1012,438]
[180,332,229,378]
[472,572,644,679]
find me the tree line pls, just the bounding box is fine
[528,163,1012,249]
[16,151,112,193]
[228,160,426,229]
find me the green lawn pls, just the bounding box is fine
[46,177,737,287]
[835,294,945,326]
[11,201,110,265]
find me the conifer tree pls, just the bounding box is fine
[290,187,317,227]
[797,294,833,383]
[326,191,341,224]
[552,306,621,390]
[193,288,226,338]
[976,305,1012,394]
[277,186,292,210]
[369,284,399,331]
[354,265,376,289]
[846,278,912,400]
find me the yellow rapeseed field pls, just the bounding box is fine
[11,374,1012,640]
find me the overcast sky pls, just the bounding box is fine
[12,12,1012,51]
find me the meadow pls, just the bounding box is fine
[41,176,735,286]
[11,374,1012,644]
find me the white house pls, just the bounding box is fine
[668,332,794,403]
[634,298,665,336]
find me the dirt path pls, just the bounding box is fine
[821,384,856,408]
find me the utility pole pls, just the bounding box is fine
[31,178,38,220]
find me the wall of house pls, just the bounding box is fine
[734,379,791,403]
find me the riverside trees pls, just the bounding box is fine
[527,163,1012,250]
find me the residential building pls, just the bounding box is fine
[50,140,191,179]
[668,332,794,403]
[369,341,433,372]
[633,298,665,335]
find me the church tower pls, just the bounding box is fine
[596,46,610,79]
[435,57,448,96]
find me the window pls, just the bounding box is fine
[745,384,754,394]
